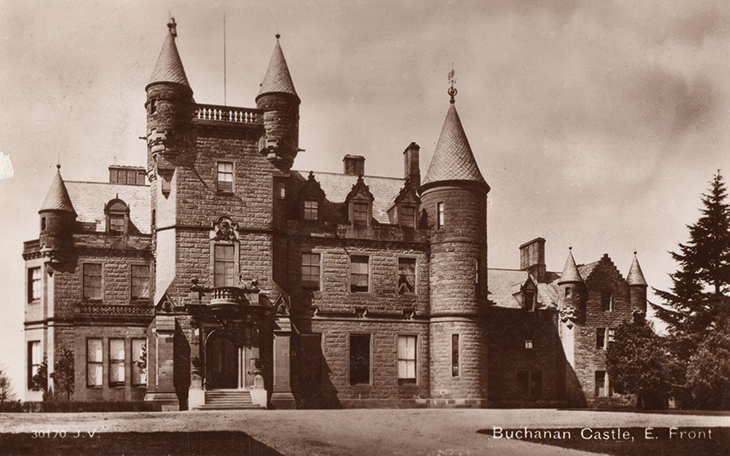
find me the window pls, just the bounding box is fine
[105,199,129,235]
[28,341,41,389]
[301,253,321,290]
[595,371,607,397]
[159,169,173,198]
[597,328,615,349]
[397,335,417,384]
[475,258,480,296]
[349,334,370,385]
[149,98,157,114]
[597,328,606,349]
[400,205,415,229]
[437,202,445,228]
[277,183,286,200]
[565,286,571,298]
[350,255,369,292]
[131,265,150,300]
[214,245,235,287]
[87,338,103,387]
[524,291,535,311]
[132,339,146,386]
[451,334,460,377]
[353,202,369,226]
[41,216,46,231]
[217,162,234,193]
[517,371,542,398]
[109,214,125,234]
[398,258,416,295]
[601,291,613,311]
[109,339,125,387]
[525,330,534,350]
[83,263,102,300]
[303,200,319,221]
[28,267,41,302]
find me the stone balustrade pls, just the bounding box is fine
[194,104,263,125]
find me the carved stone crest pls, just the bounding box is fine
[212,216,238,241]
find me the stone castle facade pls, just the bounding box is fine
[22,20,649,410]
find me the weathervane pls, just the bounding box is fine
[448,65,457,104]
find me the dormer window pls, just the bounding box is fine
[105,199,129,235]
[353,202,369,226]
[400,205,416,229]
[524,291,536,311]
[304,200,319,221]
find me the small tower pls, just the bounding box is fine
[256,34,300,171]
[557,247,585,326]
[38,164,76,260]
[627,251,648,313]
[145,18,194,167]
[419,74,490,405]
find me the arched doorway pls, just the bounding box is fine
[206,331,239,389]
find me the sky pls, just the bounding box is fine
[1,0,729,399]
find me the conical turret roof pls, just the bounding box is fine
[147,18,191,90]
[420,100,488,192]
[40,165,76,216]
[627,252,648,287]
[257,35,298,100]
[558,248,583,284]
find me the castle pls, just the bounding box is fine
[22,19,648,410]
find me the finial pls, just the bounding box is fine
[168,16,177,38]
[447,64,457,104]
[56,152,61,170]
[569,246,572,251]
[275,33,281,40]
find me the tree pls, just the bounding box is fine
[0,368,15,405]
[654,172,730,347]
[50,349,74,401]
[606,311,678,409]
[30,356,48,396]
[683,304,730,409]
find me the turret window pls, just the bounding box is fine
[217,162,234,193]
[451,334,460,377]
[437,202,445,228]
[28,267,41,303]
[41,217,46,231]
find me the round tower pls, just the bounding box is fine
[557,247,585,326]
[419,82,490,405]
[627,251,648,314]
[39,164,77,257]
[145,18,194,168]
[255,34,300,171]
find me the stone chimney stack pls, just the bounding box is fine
[403,142,420,188]
[343,155,365,176]
[520,237,546,282]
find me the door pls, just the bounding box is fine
[207,333,239,389]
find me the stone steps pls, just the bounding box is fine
[193,389,264,410]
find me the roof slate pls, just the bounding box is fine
[487,268,559,309]
[40,169,76,215]
[258,38,297,98]
[65,182,151,235]
[421,103,487,189]
[292,171,405,224]
[627,254,648,286]
[147,25,190,89]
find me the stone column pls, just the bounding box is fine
[270,316,295,409]
[144,315,180,411]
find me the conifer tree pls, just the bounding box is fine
[654,172,730,346]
